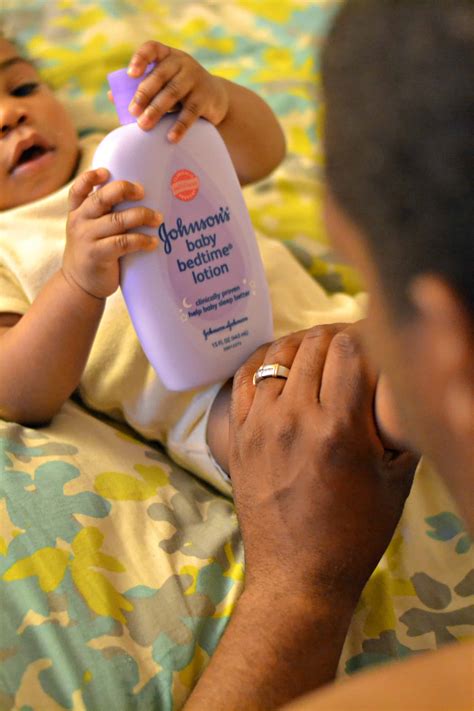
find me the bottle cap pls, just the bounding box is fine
[108,63,156,125]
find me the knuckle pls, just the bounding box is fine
[144,102,161,119]
[184,99,199,117]
[265,336,293,362]
[305,325,344,348]
[118,181,132,199]
[307,324,333,340]
[176,49,190,63]
[151,66,167,85]
[165,78,182,100]
[115,233,129,252]
[318,423,344,463]
[152,40,168,54]
[111,210,125,230]
[134,87,150,105]
[90,188,104,208]
[266,335,287,354]
[331,330,361,358]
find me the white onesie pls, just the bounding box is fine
[0,133,366,494]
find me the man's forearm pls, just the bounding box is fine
[216,78,286,185]
[184,587,356,711]
[0,269,105,424]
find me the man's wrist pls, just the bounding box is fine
[223,584,355,702]
[242,579,359,626]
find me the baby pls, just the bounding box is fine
[0,36,396,490]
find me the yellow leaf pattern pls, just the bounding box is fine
[70,527,132,623]
[3,548,69,593]
[94,464,168,501]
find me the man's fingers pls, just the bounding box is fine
[319,323,378,417]
[80,180,145,219]
[230,344,271,428]
[68,168,109,211]
[127,40,171,78]
[251,330,308,402]
[283,323,349,401]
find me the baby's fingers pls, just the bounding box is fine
[96,232,159,261]
[129,55,184,124]
[95,206,162,239]
[82,180,144,219]
[127,40,170,78]
[168,94,201,142]
[68,168,109,211]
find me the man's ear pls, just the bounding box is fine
[409,275,474,435]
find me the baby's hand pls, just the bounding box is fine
[63,169,161,299]
[121,40,229,141]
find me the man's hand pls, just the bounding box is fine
[186,323,418,710]
[230,322,419,603]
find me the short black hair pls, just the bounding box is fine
[322,0,474,318]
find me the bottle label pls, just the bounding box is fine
[158,203,256,354]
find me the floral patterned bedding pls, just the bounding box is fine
[0,2,472,709]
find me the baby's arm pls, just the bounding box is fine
[0,170,160,425]
[123,41,286,185]
[0,276,104,424]
[207,77,286,186]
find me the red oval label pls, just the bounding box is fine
[171,169,200,202]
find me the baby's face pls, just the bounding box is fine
[0,39,79,210]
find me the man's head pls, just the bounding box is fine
[322,0,473,521]
[0,37,79,210]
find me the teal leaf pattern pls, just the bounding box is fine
[455,534,473,554]
[426,512,464,541]
[426,512,472,554]
[345,631,422,674]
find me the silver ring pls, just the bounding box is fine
[253,363,291,386]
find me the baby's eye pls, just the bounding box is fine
[11,82,39,97]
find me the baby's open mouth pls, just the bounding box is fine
[15,144,50,168]
[9,139,56,175]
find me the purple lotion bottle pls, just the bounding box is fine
[93,65,273,391]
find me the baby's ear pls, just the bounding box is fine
[107,90,114,104]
